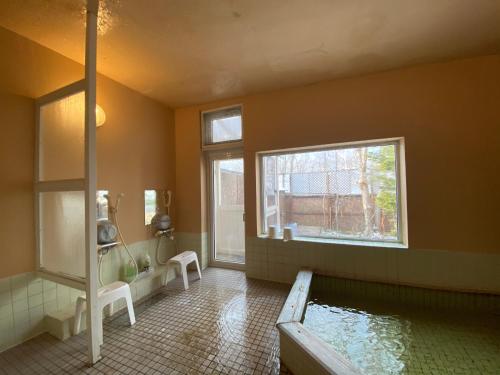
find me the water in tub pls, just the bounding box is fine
[303,291,500,374]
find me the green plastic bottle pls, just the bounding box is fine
[122,260,137,283]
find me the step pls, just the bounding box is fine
[45,306,82,341]
[45,266,169,341]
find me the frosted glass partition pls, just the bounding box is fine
[40,191,86,278]
[33,3,101,363]
[39,91,85,181]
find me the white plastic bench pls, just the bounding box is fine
[73,281,136,343]
[165,250,202,290]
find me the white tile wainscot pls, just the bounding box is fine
[176,232,209,270]
[0,237,176,352]
[245,236,500,294]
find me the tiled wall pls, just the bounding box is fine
[0,274,68,352]
[312,275,500,312]
[246,237,500,294]
[0,237,176,352]
[176,232,209,270]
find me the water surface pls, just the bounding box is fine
[303,293,500,374]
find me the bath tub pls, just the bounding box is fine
[277,270,500,375]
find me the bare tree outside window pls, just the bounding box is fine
[261,142,400,242]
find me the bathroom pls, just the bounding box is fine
[0,1,499,374]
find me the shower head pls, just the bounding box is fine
[165,190,172,215]
[104,193,125,214]
[115,193,125,211]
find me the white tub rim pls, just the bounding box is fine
[276,269,360,375]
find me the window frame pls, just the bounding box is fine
[201,105,244,151]
[257,137,408,248]
[207,150,246,270]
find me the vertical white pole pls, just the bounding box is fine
[34,103,41,272]
[85,0,100,365]
[274,157,280,228]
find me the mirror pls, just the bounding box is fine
[144,189,161,225]
[96,190,109,220]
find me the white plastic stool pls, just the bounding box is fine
[73,281,136,343]
[165,251,202,290]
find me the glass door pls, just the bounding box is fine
[210,154,245,267]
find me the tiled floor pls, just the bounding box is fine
[214,250,245,264]
[0,268,291,375]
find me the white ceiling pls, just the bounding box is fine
[1,0,499,108]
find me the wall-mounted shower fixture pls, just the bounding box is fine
[99,193,139,285]
[165,190,172,216]
[151,190,173,232]
[96,190,119,257]
[154,190,176,265]
[105,192,124,214]
[97,220,117,245]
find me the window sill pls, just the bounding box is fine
[257,234,408,249]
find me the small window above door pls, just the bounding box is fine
[202,106,242,149]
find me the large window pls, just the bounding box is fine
[259,139,407,245]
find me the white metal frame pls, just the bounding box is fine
[256,137,409,247]
[259,155,280,234]
[207,149,246,271]
[84,0,100,364]
[200,104,244,151]
[35,82,87,291]
[202,105,246,269]
[34,0,101,364]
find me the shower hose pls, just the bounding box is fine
[97,210,139,287]
[155,230,177,265]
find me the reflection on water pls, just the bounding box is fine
[303,295,500,375]
[304,300,409,374]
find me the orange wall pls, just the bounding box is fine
[0,93,36,277]
[0,27,83,99]
[96,78,175,244]
[175,55,500,254]
[174,109,207,234]
[0,27,175,278]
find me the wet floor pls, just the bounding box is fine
[0,268,290,374]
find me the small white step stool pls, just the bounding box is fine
[165,251,202,290]
[73,281,136,343]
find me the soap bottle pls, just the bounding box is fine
[122,260,137,283]
[141,254,151,272]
